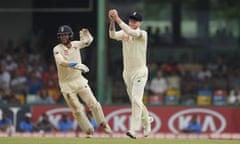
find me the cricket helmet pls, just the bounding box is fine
[57,25,74,40]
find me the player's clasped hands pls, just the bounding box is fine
[108,9,118,21]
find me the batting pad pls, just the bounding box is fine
[73,111,94,133]
[90,102,106,125]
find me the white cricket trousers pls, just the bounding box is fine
[123,66,149,132]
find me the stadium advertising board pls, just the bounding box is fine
[102,106,234,133]
[31,106,240,133]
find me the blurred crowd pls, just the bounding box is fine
[0,38,62,105]
[0,111,97,134]
[145,54,240,106]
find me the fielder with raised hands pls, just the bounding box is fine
[53,25,112,138]
[109,9,153,139]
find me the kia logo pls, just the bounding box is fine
[168,108,226,133]
[105,108,161,133]
[44,108,74,128]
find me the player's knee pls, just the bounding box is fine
[89,101,100,109]
[73,110,84,118]
[72,102,84,114]
[83,96,98,108]
[85,101,96,108]
[132,98,142,107]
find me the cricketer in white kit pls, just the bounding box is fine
[108,10,153,139]
[53,25,112,138]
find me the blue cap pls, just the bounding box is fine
[129,12,142,21]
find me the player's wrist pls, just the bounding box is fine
[116,17,122,25]
[68,62,77,68]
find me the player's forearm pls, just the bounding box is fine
[115,16,123,25]
[109,20,116,38]
[109,20,115,31]
[58,61,72,67]
[54,54,74,67]
[109,30,124,41]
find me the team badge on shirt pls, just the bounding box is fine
[64,50,69,55]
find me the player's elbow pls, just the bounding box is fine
[126,30,141,37]
[57,61,68,67]
[109,35,114,40]
[109,31,115,39]
[109,33,113,39]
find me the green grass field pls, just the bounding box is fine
[0,138,239,144]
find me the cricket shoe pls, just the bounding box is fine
[126,130,136,139]
[143,116,154,137]
[100,123,113,134]
[85,134,93,138]
[85,128,94,138]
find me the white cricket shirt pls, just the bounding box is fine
[109,22,147,72]
[53,41,91,84]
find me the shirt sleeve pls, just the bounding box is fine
[119,22,145,38]
[74,32,94,49]
[53,47,70,67]
[109,30,124,41]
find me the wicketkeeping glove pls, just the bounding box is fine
[79,28,89,37]
[69,62,89,73]
[79,28,93,44]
